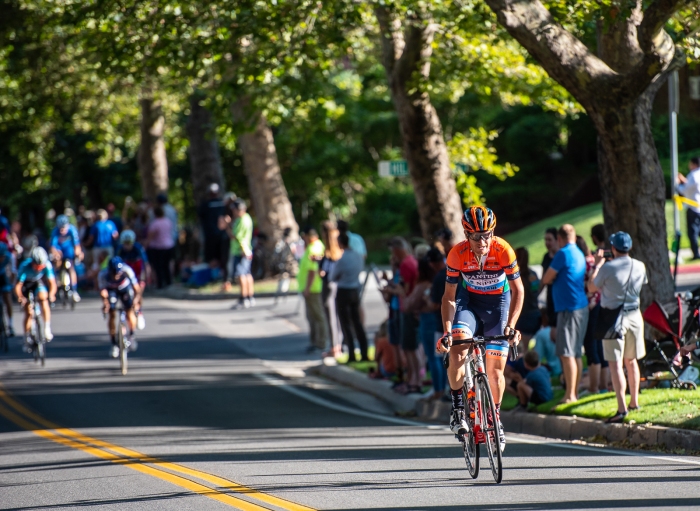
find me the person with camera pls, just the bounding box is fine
[587,231,648,423]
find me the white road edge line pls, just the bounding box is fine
[255,372,700,467]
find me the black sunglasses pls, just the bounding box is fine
[467,231,493,242]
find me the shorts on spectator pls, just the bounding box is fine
[556,307,589,358]
[92,246,114,265]
[603,309,645,362]
[530,390,549,405]
[388,310,401,347]
[232,255,252,278]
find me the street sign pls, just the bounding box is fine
[378,160,409,177]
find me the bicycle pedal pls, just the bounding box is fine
[455,433,465,442]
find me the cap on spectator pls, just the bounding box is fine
[156,193,168,204]
[232,199,246,210]
[609,231,632,252]
[209,183,220,194]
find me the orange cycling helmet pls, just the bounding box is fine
[462,206,496,233]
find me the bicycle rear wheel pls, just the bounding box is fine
[462,381,479,479]
[118,324,127,375]
[476,374,503,484]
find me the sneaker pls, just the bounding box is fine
[137,311,146,330]
[243,298,252,309]
[248,297,256,307]
[44,325,53,342]
[231,301,245,310]
[73,291,81,303]
[127,335,138,352]
[110,345,120,358]
[450,407,469,435]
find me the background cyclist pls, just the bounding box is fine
[14,247,57,349]
[49,214,83,302]
[437,206,524,450]
[99,256,142,358]
[0,242,15,337]
[116,230,148,329]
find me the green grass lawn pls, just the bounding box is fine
[531,388,700,431]
[503,200,689,264]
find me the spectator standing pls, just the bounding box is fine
[198,183,229,281]
[145,206,174,289]
[541,224,589,404]
[515,247,542,343]
[591,223,607,252]
[541,227,559,326]
[400,258,438,396]
[382,255,404,383]
[590,223,611,391]
[222,200,255,308]
[588,232,647,423]
[320,222,342,357]
[426,248,448,399]
[156,193,179,245]
[517,351,554,408]
[385,237,420,393]
[577,235,609,395]
[87,209,118,262]
[435,227,456,256]
[677,156,700,260]
[336,220,367,261]
[297,229,330,354]
[106,203,123,237]
[330,233,369,362]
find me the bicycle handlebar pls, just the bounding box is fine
[441,334,519,369]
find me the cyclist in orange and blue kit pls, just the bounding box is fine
[437,206,524,451]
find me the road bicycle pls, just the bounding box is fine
[27,290,46,366]
[105,296,129,375]
[56,258,76,310]
[443,334,517,484]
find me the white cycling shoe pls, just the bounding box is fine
[44,326,53,342]
[110,345,120,358]
[450,408,469,435]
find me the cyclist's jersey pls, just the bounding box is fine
[446,237,520,298]
[98,265,138,292]
[50,226,81,259]
[117,243,148,279]
[17,259,55,285]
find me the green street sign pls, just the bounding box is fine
[378,160,409,177]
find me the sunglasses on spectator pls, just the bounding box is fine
[467,231,493,242]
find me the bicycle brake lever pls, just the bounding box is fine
[509,343,519,361]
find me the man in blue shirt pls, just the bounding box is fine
[540,224,589,404]
[87,209,118,261]
[50,215,83,302]
[14,247,57,348]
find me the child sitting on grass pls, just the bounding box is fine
[369,321,397,379]
[517,350,554,409]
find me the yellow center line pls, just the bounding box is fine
[0,388,316,511]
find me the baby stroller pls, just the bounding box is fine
[641,293,698,390]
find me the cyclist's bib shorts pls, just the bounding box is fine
[22,281,46,296]
[108,287,135,310]
[452,292,511,359]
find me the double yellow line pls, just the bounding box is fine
[0,388,315,511]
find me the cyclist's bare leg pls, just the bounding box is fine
[37,291,51,325]
[2,292,12,320]
[108,310,117,337]
[70,266,78,287]
[23,303,32,333]
[126,309,137,333]
[447,345,469,390]
[485,355,507,405]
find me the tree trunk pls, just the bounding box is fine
[375,10,464,241]
[137,97,169,203]
[232,99,299,246]
[186,95,225,206]
[594,81,674,304]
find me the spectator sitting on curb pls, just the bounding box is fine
[517,351,554,410]
[532,311,562,377]
[504,353,529,399]
[369,321,397,379]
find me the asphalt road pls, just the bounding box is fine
[0,290,699,511]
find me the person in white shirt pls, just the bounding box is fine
[677,156,700,260]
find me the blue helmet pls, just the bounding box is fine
[108,256,125,277]
[56,215,69,228]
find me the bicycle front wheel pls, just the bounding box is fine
[119,326,128,375]
[476,374,503,484]
[462,382,479,479]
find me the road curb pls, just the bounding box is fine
[307,363,424,413]
[310,361,700,452]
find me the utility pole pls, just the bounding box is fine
[670,70,680,286]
